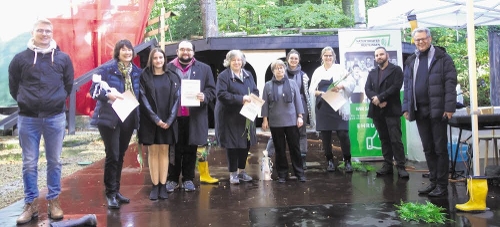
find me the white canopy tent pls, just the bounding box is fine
[367,0,500,29]
[367,0,500,176]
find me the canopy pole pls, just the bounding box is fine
[466,0,480,176]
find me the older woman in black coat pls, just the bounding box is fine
[215,50,259,184]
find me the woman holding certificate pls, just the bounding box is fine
[215,50,259,184]
[309,46,355,173]
[138,48,181,200]
[261,60,306,183]
[89,39,141,209]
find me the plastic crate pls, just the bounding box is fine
[447,143,469,162]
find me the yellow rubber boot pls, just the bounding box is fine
[199,161,219,184]
[455,177,488,212]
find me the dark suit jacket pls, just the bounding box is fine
[167,59,216,145]
[365,62,404,118]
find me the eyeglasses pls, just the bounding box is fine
[35,29,52,34]
[179,48,193,52]
[414,37,429,43]
[323,55,334,58]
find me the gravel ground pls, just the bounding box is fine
[0,131,106,209]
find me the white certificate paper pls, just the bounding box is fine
[322,90,347,111]
[239,94,265,122]
[112,90,139,122]
[181,79,200,107]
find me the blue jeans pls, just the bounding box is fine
[18,112,66,203]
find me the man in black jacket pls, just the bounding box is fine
[9,18,74,224]
[402,27,457,197]
[365,46,407,178]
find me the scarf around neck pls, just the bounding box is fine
[172,57,195,74]
[118,61,134,96]
[272,76,292,103]
[286,64,302,76]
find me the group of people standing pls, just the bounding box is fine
[89,40,217,207]
[9,18,455,225]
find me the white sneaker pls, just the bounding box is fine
[238,170,253,182]
[230,172,240,184]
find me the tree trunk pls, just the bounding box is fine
[200,0,218,37]
[489,29,500,105]
[342,0,353,18]
[353,0,366,28]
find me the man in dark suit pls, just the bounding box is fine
[402,27,457,197]
[365,46,408,178]
[165,40,216,192]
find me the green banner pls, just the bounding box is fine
[348,92,407,157]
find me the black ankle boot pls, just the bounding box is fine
[116,192,130,203]
[150,184,159,200]
[158,183,168,199]
[106,195,120,209]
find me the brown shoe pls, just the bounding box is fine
[16,198,39,225]
[48,197,64,220]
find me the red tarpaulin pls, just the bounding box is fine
[47,0,154,116]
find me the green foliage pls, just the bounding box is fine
[147,0,203,41]
[337,161,375,172]
[430,27,491,106]
[148,0,354,38]
[395,200,450,224]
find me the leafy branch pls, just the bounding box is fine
[327,71,352,91]
[395,200,451,224]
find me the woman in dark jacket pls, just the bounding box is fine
[215,50,259,184]
[89,39,141,209]
[138,48,180,200]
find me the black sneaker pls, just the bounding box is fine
[397,166,409,178]
[326,160,335,172]
[376,164,394,175]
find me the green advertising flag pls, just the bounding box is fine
[348,92,407,157]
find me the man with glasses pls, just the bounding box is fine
[402,27,457,197]
[9,18,74,224]
[165,40,216,192]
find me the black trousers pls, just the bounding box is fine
[415,110,449,187]
[226,148,249,172]
[167,117,197,182]
[98,116,135,197]
[270,126,304,178]
[372,116,406,167]
[321,130,351,162]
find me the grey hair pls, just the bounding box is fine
[271,59,286,71]
[33,18,53,31]
[412,27,431,38]
[223,50,246,68]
